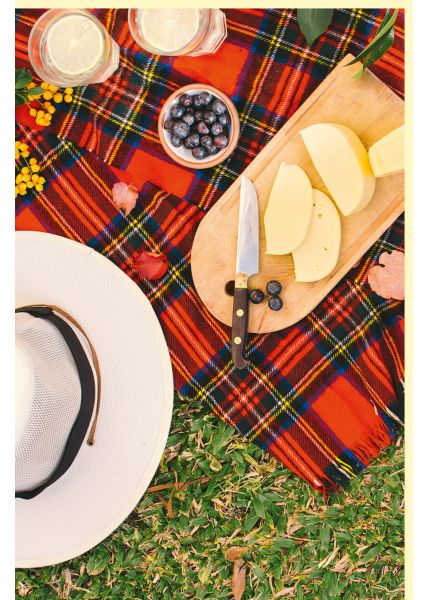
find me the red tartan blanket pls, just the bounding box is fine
[15,8,405,493]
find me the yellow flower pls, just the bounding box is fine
[29,108,37,117]
[29,158,37,165]
[53,93,63,103]
[21,167,30,175]
[19,188,27,196]
[35,184,44,192]
[43,91,53,101]
[19,143,29,151]
[64,87,73,95]
[47,105,56,115]
[16,174,23,184]
[48,84,58,92]
[27,81,36,89]
[31,174,39,183]
[22,174,31,183]
[41,82,49,90]
[21,151,30,158]
[15,141,21,148]
[64,94,73,103]
[31,164,40,173]
[26,181,34,189]
[38,176,46,185]
[19,182,27,192]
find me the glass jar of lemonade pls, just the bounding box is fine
[28,9,120,87]
[128,9,227,57]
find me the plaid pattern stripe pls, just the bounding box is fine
[15,9,404,492]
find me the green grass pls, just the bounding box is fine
[16,394,404,599]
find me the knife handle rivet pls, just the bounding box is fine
[236,309,244,317]
[234,336,242,345]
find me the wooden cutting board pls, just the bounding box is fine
[191,55,404,334]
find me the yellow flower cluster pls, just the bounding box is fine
[15,142,45,197]
[26,81,75,128]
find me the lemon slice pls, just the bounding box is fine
[46,13,105,77]
[140,9,200,53]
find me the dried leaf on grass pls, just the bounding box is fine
[367,250,404,300]
[60,569,73,599]
[225,546,250,561]
[232,557,246,600]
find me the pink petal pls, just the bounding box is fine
[111,181,139,216]
[367,250,404,300]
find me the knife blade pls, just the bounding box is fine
[231,176,259,369]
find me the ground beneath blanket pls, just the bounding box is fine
[16,395,404,600]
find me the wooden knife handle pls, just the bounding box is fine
[231,286,249,369]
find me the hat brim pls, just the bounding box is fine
[16,232,174,567]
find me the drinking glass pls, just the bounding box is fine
[28,9,120,87]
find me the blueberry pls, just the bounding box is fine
[192,146,207,160]
[194,110,204,122]
[268,296,283,311]
[218,113,229,126]
[211,122,223,136]
[170,135,183,147]
[172,121,190,139]
[192,94,204,108]
[178,93,193,108]
[211,99,227,115]
[207,145,219,156]
[199,91,213,106]
[182,113,195,127]
[203,110,216,125]
[266,280,282,296]
[184,133,200,149]
[196,122,210,135]
[170,104,185,119]
[164,119,175,131]
[200,135,213,148]
[213,134,229,148]
[249,289,264,304]
[185,107,195,115]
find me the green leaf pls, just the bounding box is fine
[297,9,334,47]
[361,544,382,563]
[252,495,266,519]
[15,74,32,90]
[28,86,45,96]
[15,92,27,106]
[15,67,30,84]
[346,9,398,77]
[86,547,111,575]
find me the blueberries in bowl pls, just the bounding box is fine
[163,90,232,161]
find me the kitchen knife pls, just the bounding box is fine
[231,176,259,369]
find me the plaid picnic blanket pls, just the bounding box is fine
[15,8,405,493]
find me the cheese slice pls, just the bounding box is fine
[300,123,375,216]
[368,125,404,177]
[292,189,341,282]
[264,164,313,255]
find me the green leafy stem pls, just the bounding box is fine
[15,67,44,106]
[296,8,399,77]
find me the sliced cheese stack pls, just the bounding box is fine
[292,189,341,282]
[264,164,313,255]
[368,125,404,177]
[300,123,375,216]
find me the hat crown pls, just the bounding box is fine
[15,311,92,494]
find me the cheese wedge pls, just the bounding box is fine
[368,125,404,178]
[300,123,375,216]
[292,189,341,282]
[264,164,313,255]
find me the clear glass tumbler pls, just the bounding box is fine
[28,9,120,87]
[128,9,227,57]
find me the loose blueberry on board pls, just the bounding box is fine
[266,280,282,296]
[268,296,283,311]
[249,289,265,304]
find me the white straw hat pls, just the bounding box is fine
[15,231,173,568]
